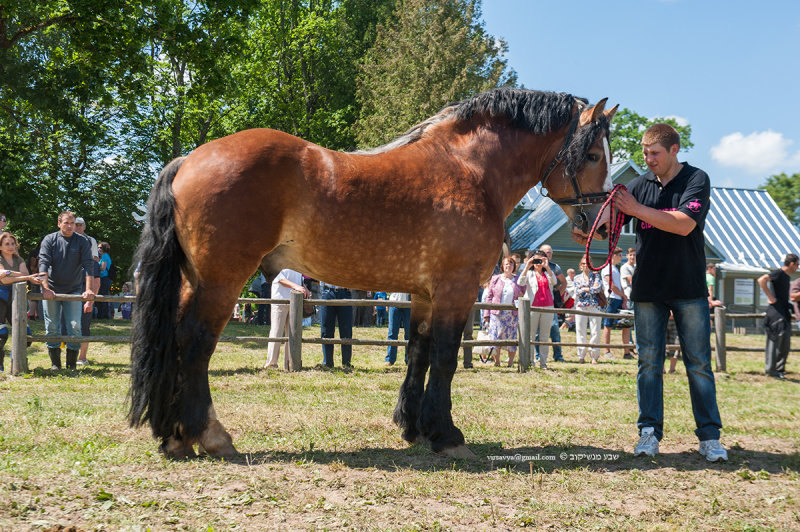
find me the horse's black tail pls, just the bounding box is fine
[128,157,187,438]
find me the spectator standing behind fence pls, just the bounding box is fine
[373,291,388,326]
[96,242,113,319]
[792,277,800,331]
[319,282,353,368]
[602,248,634,360]
[74,217,99,261]
[538,244,566,362]
[0,232,45,372]
[39,211,96,370]
[264,269,309,368]
[71,218,102,366]
[385,292,411,366]
[26,246,41,320]
[614,123,726,462]
[71,254,100,366]
[705,263,723,309]
[620,248,636,309]
[518,249,556,369]
[758,253,798,380]
[665,311,681,374]
[573,256,603,364]
[120,281,133,319]
[483,256,524,367]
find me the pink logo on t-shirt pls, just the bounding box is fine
[686,200,702,213]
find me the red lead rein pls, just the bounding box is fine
[584,184,628,272]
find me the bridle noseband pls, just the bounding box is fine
[539,109,609,232]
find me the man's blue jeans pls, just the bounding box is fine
[43,294,83,350]
[550,313,562,359]
[635,298,722,442]
[386,306,410,364]
[319,288,353,367]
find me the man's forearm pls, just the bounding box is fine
[632,205,696,236]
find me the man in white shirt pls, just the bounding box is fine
[264,269,309,368]
[602,248,634,359]
[620,248,636,303]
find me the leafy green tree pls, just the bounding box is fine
[760,172,800,225]
[1,1,254,278]
[354,0,516,148]
[223,0,394,150]
[609,108,693,168]
[0,0,155,263]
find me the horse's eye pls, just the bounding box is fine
[588,153,601,162]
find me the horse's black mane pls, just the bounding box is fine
[454,88,611,176]
[358,88,611,176]
[452,88,585,136]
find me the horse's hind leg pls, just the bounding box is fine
[393,296,433,444]
[161,281,238,459]
[417,288,477,458]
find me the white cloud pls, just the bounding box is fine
[710,130,800,174]
[665,115,689,127]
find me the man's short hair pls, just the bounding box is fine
[627,247,635,254]
[706,263,716,270]
[58,210,75,223]
[641,123,680,151]
[785,253,799,266]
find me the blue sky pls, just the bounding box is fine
[481,0,800,189]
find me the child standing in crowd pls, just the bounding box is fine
[120,282,133,320]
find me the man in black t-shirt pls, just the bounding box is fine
[758,253,799,379]
[614,124,726,462]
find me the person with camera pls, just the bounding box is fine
[517,249,557,369]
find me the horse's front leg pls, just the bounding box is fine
[393,296,432,444]
[417,291,476,458]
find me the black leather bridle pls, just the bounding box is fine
[539,110,610,232]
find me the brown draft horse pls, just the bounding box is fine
[129,88,618,459]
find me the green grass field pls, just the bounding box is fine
[0,319,798,530]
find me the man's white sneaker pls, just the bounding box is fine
[698,439,728,462]
[634,427,659,457]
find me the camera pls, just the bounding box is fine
[532,258,543,264]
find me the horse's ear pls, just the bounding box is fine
[579,98,608,127]
[604,104,619,123]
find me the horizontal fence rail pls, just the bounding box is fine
[10,284,798,375]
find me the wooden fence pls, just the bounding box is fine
[8,283,797,376]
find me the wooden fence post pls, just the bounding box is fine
[11,283,28,375]
[714,306,727,373]
[462,306,474,368]
[287,291,303,371]
[517,297,531,372]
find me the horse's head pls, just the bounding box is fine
[543,98,619,246]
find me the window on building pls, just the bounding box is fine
[621,218,637,236]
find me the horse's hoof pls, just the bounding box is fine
[198,441,238,459]
[400,426,422,444]
[198,419,238,458]
[159,438,197,460]
[438,444,476,459]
